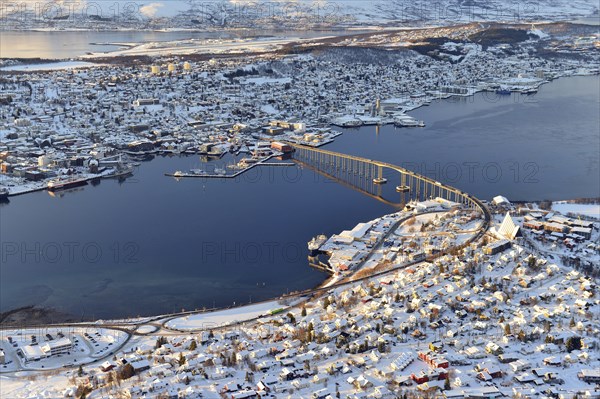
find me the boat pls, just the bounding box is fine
[332,117,362,127]
[214,167,227,176]
[173,170,184,177]
[343,119,362,127]
[373,177,387,184]
[209,148,224,157]
[396,185,410,192]
[308,234,327,256]
[0,187,8,199]
[239,157,259,167]
[394,117,419,127]
[108,167,133,178]
[417,121,426,127]
[47,176,88,191]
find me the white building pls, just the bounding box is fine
[18,337,73,362]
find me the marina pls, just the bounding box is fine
[165,155,296,179]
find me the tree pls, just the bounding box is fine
[439,263,446,274]
[569,317,576,328]
[301,307,307,317]
[565,336,582,353]
[178,352,186,366]
[304,360,311,372]
[503,324,511,336]
[155,336,167,349]
[444,375,451,390]
[323,297,331,309]
[287,312,296,324]
[75,384,91,399]
[118,364,135,380]
[189,340,197,351]
[77,365,84,377]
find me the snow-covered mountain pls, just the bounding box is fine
[3,0,598,29]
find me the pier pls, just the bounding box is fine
[164,157,295,179]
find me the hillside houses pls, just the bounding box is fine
[0,205,597,398]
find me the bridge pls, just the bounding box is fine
[290,143,490,222]
[0,144,493,365]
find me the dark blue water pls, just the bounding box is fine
[1,75,598,319]
[328,75,600,202]
[0,156,394,319]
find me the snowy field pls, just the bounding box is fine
[164,299,301,330]
[552,202,600,219]
[81,37,321,58]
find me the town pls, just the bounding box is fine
[0,197,598,398]
[1,16,600,399]
[1,23,599,197]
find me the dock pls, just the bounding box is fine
[165,157,296,179]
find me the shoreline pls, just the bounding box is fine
[1,20,597,61]
[3,73,595,201]
[1,138,493,328]
[2,169,131,198]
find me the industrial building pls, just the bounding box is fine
[17,337,73,362]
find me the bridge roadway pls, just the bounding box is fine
[0,147,491,373]
[290,142,490,219]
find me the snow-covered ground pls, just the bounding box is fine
[0,61,100,71]
[2,0,598,30]
[1,204,599,398]
[80,37,324,58]
[552,202,600,219]
[164,299,301,331]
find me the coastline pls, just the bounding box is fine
[2,73,593,201]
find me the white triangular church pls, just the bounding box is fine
[498,212,520,240]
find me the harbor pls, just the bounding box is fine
[0,165,135,197]
[165,157,297,179]
[1,75,598,319]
